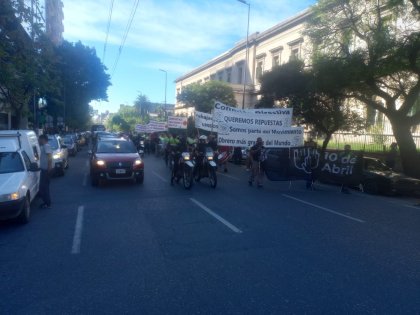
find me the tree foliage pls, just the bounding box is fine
[55,41,111,129]
[306,0,420,176]
[260,60,364,150]
[177,80,237,113]
[0,0,56,127]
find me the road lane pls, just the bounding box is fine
[0,150,419,314]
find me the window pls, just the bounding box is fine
[237,66,243,84]
[210,74,216,81]
[256,60,264,81]
[288,39,303,61]
[270,47,282,68]
[272,54,280,67]
[21,151,32,170]
[226,68,232,83]
[0,152,24,174]
[290,47,300,60]
[217,71,224,81]
[32,145,39,161]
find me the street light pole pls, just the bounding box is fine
[159,69,168,116]
[237,0,250,109]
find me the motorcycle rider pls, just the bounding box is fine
[193,135,211,180]
[171,135,188,185]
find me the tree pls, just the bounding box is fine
[260,60,364,150]
[177,81,237,113]
[0,0,53,127]
[134,93,152,118]
[56,41,111,129]
[306,0,420,177]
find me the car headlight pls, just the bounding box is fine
[207,156,213,160]
[53,152,62,159]
[96,160,106,166]
[133,159,142,166]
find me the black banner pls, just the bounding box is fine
[264,147,364,185]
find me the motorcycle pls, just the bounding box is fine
[194,148,217,188]
[171,151,194,190]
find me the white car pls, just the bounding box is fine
[48,135,69,176]
[0,130,41,223]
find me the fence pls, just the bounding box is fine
[305,132,420,153]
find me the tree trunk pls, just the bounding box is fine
[390,117,420,178]
[321,133,332,152]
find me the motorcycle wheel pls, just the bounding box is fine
[209,167,217,189]
[183,167,193,190]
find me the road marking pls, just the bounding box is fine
[282,194,365,223]
[404,204,420,210]
[82,173,88,186]
[152,171,168,183]
[71,206,85,254]
[190,198,243,233]
[218,172,240,181]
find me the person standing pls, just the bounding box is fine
[38,134,53,208]
[249,137,266,188]
[340,144,352,194]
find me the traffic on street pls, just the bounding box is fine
[1,142,419,314]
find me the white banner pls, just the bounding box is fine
[217,125,304,148]
[214,102,302,148]
[135,124,147,132]
[146,121,168,133]
[214,101,293,128]
[167,116,188,129]
[195,111,218,132]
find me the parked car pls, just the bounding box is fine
[0,130,41,223]
[89,138,144,186]
[48,135,69,176]
[362,157,420,196]
[63,135,77,157]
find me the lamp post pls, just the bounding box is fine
[237,0,250,109]
[159,69,168,117]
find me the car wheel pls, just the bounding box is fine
[16,195,30,224]
[65,159,69,169]
[91,175,99,187]
[135,175,144,185]
[363,180,379,194]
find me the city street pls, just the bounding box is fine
[1,147,419,314]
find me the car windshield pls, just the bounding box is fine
[366,159,390,172]
[48,137,59,150]
[0,152,25,174]
[96,141,137,154]
[63,137,73,144]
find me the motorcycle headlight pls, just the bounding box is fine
[133,159,142,166]
[96,160,106,166]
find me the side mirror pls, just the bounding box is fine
[29,162,40,172]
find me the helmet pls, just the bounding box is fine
[199,135,207,141]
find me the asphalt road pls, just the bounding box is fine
[1,147,419,314]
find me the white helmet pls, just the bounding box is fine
[199,135,207,141]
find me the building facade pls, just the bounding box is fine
[175,9,311,115]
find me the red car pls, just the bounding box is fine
[89,138,144,186]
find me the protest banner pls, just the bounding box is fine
[167,116,188,129]
[213,101,301,148]
[217,123,304,148]
[263,147,364,184]
[214,101,293,128]
[146,121,167,133]
[316,149,364,186]
[135,124,147,133]
[195,111,218,132]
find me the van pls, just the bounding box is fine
[0,130,41,223]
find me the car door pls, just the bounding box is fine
[21,151,39,201]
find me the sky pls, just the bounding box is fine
[61,0,316,114]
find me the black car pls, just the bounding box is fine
[362,157,420,196]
